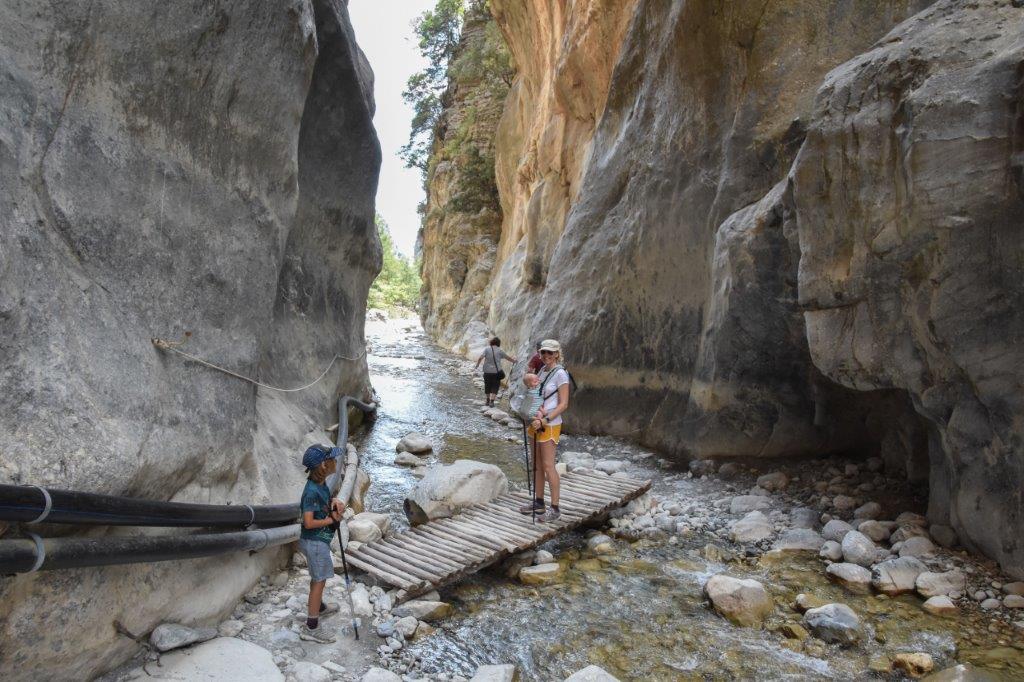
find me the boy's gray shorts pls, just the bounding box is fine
[298,538,334,582]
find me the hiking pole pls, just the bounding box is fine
[520,421,534,525]
[334,522,360,640]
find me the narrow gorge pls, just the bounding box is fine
[418,0,1024,580]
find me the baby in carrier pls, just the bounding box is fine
[513,373,545,427]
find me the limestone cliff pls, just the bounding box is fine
[419,0,1024,575]
[0,0,380,677]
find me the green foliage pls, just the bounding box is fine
[400,0,465,173]
[449,144,500,214]
[368,216,421,312]
[449,10,514,93]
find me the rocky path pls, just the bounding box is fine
[104,316,1023,681]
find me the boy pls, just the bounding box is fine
[298,443,347,643]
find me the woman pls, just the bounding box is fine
[474,337,515,407]
[519,339,570,522]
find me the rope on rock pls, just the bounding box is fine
[151,336,366,393]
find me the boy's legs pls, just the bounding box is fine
[307,579,327,623]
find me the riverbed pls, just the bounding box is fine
[355,317,1024,681]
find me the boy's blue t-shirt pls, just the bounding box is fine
[299,479,334,543]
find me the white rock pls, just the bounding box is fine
[870,557,927,596]
[217,620,244,638]
[587,534,614,554]
[561,451,595,471]
[563,664,621,681]
[391,600,453,622]
[519,563,564,585]
[348,517,383,543]
[772,529,824,553]
[291,662,331,682]
[980,598,1001,610]
[469,664,518,682]
[822,519,854,543]
[394,451,424,466]
[404,460,508,524]
[923,596,958,616]
[819,540,843,561]
[555,462,568,475]
[350,584,374,617]
[857,520,891,543]
[396,432,433,454]
[535,550,555,564]
[361,667,403,682]
[853,502,881,520]
[803,603,862,645]
[322,662,347,674]
[826,563,873,593]
[149,623,216,653]
[703,575,774,627]
[916,570,967,598]
[840,531,877,567]
[1005,595,1024,608]
[730,511,774,543]
[138,637,282,680]
[756,472,789,492]
[595,459,625,474]
[729,495,771,515]
[396,615,418,637]
[899,536,936,558]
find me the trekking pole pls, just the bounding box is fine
[520,422,533,524]
[531,431,539,525]
[334,522,360,640]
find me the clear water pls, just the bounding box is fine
[353,319,1024,681]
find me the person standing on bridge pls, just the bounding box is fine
[519,339,570,522]
[475,336,516,407]
[298,444,346,643]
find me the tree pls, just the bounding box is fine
[368,215,422,312]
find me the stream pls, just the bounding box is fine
[354,317,1023,681]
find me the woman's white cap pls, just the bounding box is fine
[539,339,561,353]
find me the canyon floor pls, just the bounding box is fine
[104,315,1023,681]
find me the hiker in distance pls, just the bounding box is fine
[519,339,570,522]
[297,444,346,643]
[474,336,516,407]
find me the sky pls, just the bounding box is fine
[349,0,435,259]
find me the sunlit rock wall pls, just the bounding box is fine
[0,0,381,677]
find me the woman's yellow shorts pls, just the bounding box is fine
[528,423,561,444]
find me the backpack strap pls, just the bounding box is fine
[539,365,566,400]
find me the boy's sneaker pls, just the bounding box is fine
[319,601,340,618]
[299,624,336,643]
[538,507,561,523]
[518,500,544,515]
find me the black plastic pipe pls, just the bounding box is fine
[0,398,376,528]
[0,395,375,574]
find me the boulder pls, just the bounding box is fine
[857,520,891,543]
[819,540,843,561]
[802,603,862,645]
[586,534,614,554]
[899,536,937,558]
[772,529,824,553]
[564,666,621,682]
[840,531,877,567]
[595,459,625,474]
[689,459,717,477]
[562,452,595,471]
[929,524,958,548]
[871,557,928,596]
[853,502,882,520]
[730,511,774,543]
[404,460,508,525]
[519,562,564,585]
[916,571,967,599]
[361,668,403,682]
[922,596,958,616]
[729,495,771,515]
[347,517,383,544]
[394,452,424,466]
[217,620,244,638]
[138,638,282,680]
[391,600,453,622]
[825,563,873,593]
[470,664,518,682]
[756,472,789,491]
[149,623,217,653]
[703,575,774,627]
[396,432,433,454]
[291,662,332,682]
[822,519,854,543]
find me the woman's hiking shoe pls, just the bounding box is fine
[538,507,561,523]
[299,624,336,643]
[518,500,545,515]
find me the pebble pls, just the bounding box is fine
[832,495,857,512]
[291,661,332,682]
[980,598,1002,610]
[1005,595,1024,609]
[923,596,958,616]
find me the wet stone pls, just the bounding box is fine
[826,563,873,593]
[803,603,862,645]
[772,528,824,553]
[822,519,854,543]
[871,557,928,596]
[840,530,877,567]
[892,653,934,678]
[819,540,843,561]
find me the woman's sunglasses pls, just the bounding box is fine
[540,350,556,355]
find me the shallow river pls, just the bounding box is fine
[354,319,1022,681]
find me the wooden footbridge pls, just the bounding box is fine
[343,471,651,598]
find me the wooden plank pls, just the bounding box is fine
[433,518,514,552]
[358,543,447,583]
[446,514,529,548]
[505,491,592,518]
[344,552,419,591]
[413,526,492,560]
[458,510,536,545]
[468,505,546,539]
[557,480,621,504]
[390,533,474,568]
[383,536,465,572]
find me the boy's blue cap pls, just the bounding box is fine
[302,444,341,471]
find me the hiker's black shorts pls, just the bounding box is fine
[483,372,500,395]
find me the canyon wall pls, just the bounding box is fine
[0,0,380,677]
[419,0,1024,575]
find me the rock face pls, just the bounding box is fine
[0,1,380,678]
[419,0,1024,578]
